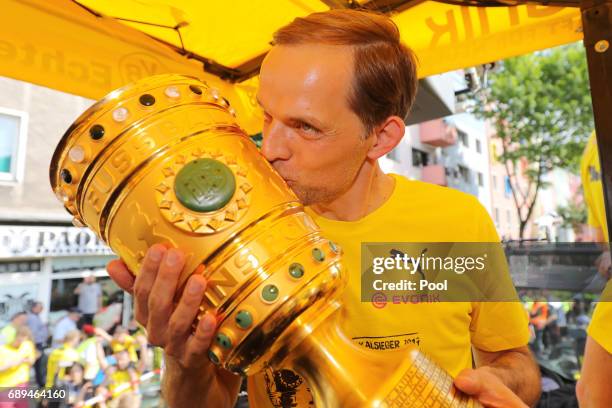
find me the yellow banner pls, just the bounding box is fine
[394,3,582,77]
[0,0,583,132]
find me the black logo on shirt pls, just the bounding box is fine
[589,165,601,182]
[263,365,314,407]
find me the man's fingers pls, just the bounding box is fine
[454,368,527,408]
[133,244,167,325]
[147,248,185,343]
[183,312,217,368]
[168,275,207,342]
[107,259,135,294]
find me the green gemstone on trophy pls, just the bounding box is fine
[208,350,220,365]
[262,284,279,302]
[216,333,232,349]
[329,241,339,254]
[174,158,236,212]
[289,263,304,279]
[312,248,325,262]
[235,310,253,329]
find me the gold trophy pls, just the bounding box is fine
[50,74,481,407]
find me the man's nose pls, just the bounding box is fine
[261,120,291,162]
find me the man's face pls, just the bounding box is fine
[114,332,127,343]
[257,44,374,205]
[116,351,130,369]
[14,314,27,327]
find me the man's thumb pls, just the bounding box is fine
[454,369,482,396]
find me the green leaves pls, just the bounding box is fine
[469,43,593,238]
[471,42,593,172]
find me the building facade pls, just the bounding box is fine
[0,76,121,327]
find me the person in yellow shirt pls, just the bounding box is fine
[577,132,612,407]
[0,312,28,345]
[95,325,139,363]
[0,326,36,388]
[110,326,138,363]
[580,131,610,278]
[103,350,142,408]
[45,329,81,388]
[105,9,540,408]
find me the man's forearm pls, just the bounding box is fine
[162,354,240,408]
[482,349,541,407]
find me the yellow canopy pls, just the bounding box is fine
[0,0,583,133]
[73,0,582,78]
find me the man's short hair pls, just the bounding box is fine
[15,325,32,340]
[273,9,418,136]
[63,329,81,344]
[10,311,26,321]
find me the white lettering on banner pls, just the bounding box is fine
[0,226,113,258]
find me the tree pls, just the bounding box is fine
[470,43,594,239]
[557,201,587,235]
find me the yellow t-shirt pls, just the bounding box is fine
[587,281,612,353]
[580,132,609,241]
[45,344,80,388]
[0,340,35,387]
[108,368,136,397]
[247,174,529,408]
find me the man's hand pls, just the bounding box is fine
[106,244,216,370]
[107,245,242,408]
[454,367,528,408]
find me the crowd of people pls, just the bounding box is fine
[523,291,597,374]
[0,277,159,408]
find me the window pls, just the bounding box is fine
[476,139,482,154]
[477,172,484,187]
[458,165,470,183]
[494,208,500,223]
[504,176,512,197]
[492,175,497,190]
[411,148,429,167]
[506,209,512,223]
[0,108,28,183]
[458,129,469,148]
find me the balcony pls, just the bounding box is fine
[422,164,447,186]
[419,120,458,147]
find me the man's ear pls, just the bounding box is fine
[366,116,405,160]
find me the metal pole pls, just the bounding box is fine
[581,0,612,243]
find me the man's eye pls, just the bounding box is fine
[298,122,318,134]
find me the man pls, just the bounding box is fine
[107,9,540,408]
[576,132,612,407]
[46,329,81,388]
[77,324,105,381]
[0,311,27,345]
[95,325,139,363]
[26,301,48,387]
[74,274,103,325]
[0,326,36,388]
[51,308,80,347]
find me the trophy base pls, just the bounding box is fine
[271,307,482,408]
